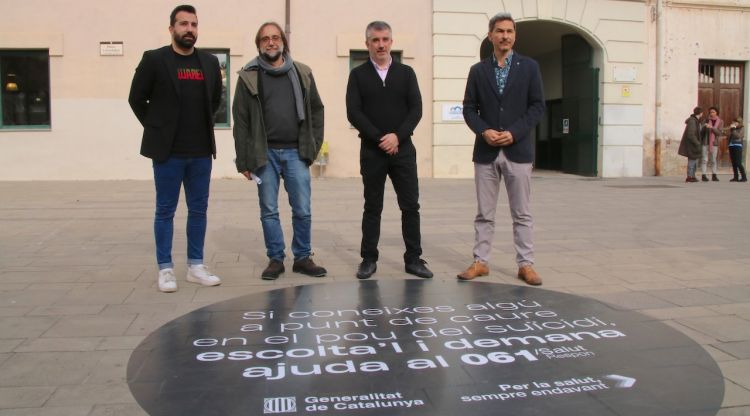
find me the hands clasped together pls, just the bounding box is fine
[379,133,399,155]
[482,129,514,147]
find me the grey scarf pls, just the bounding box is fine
[243,53,305,122]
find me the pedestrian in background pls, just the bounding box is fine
[728,117,746,182]
[700,106,724,182]
[678,106,703,183]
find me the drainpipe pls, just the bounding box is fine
[285,0,291,43]
[654,0,665,176]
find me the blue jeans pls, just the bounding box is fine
[255,149,312,261]
[687,158,698,178]
[152,156,212,269]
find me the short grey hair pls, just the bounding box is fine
[366,21,392,40]
[488,12,515,32]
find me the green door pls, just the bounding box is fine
[561,35,599,176]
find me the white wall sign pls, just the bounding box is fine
[100,41,124,56]
[613,66,637,82]
[442,103,464,121]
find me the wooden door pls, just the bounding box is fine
[698,61,744,168]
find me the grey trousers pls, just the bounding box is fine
[473,151,534,267]
[701,145,718,175]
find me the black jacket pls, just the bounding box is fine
[128,45,222,161]
[728,125,744,146]
[463,52,545,164]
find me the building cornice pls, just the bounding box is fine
[668,1,750,11]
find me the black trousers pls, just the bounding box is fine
[729,146,746,179]
[360,143,422,263]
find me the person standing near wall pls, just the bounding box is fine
[457,12,546,285]
[128,4,223,293]
[346,21,433,280]
[232,22,327,280]
[678,106,703,183]
[700,106,724,182]
[728,117,746,182]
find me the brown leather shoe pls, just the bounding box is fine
[457,260,489,280]
[261,260,284,280]
[292,257,327,277]
[518,265,542,286]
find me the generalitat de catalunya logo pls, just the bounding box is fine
[264,397,297,414]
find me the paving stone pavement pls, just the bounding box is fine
[0,173,748,415]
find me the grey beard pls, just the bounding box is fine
[260,45,284,64]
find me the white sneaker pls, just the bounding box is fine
[158,268,178,293]
[186,264,222,286]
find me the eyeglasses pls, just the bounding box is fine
[260,35,282,44]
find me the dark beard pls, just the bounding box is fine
[173,33,196,50]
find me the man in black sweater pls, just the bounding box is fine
[346,21,432,280]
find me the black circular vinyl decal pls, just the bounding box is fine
[127,280,724,415]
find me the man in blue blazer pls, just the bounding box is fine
[128,4,223,292]
[457,12,546,285]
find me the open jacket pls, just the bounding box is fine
[463,52,546,164]
[700,118,724,146]
[232,60,324,173]
[128,46,222,161]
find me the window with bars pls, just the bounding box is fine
[719,65,741,85]
[699,63,714,84]
[700,61,743,86]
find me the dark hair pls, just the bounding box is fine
[366,21,392,40]
[255,21,289,53]
[708,106,719,115]
[692,106,703,116]
[170,5,196,27]
[489,12,515,32]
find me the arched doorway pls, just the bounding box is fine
[481,21,602,176]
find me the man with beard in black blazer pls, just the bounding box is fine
[128,4,223,293]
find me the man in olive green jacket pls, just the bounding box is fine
[232,22,325,280]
